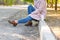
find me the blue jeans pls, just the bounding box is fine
[18,5,35,24]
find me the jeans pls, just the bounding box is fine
[18,5,35,24]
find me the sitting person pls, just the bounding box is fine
[8,0,46,27]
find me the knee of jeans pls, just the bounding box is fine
[28,5,33,9]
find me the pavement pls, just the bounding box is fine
[0,6,40,40]
[0,5,60,40]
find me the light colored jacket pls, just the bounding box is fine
[29,0,47,20]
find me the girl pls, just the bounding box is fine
[8,0,46,27]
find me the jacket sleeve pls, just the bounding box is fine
[31,0,46,14]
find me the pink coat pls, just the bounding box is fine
[29,0,47,20]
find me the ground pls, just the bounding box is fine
[0,5,60,40]
[0,5,40,40]
[46,11,60,40]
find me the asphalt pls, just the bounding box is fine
[0,6,40,40]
